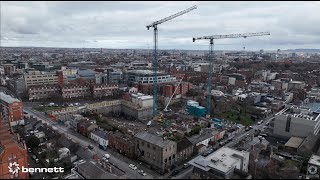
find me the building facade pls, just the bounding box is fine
[0,92,24,127]
[92,84,119,98]
[108,131,135,159]
[273,106,320,139]
[28,85,61,101]
[24,71,58,88]
[62,85,91,99]
[134,131,177,174]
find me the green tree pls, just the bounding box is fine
[27,136,40,148]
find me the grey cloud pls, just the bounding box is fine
[1,1,319,50]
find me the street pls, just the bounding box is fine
[23,106,158,179]
[225,115,274,148]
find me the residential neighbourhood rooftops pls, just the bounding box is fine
[0,92,20,103]
[134,131,174,148]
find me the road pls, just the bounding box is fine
[23,106,158,179]
[225,115,274,148]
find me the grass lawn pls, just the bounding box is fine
[219,110,254,126]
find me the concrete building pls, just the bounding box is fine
[134,131,177,174]
[307,88,320,101]
[125,70,176,86]
[288,80,306,91]
[188,147,250,179]
[273,106,320,139]
[62,84,91,99]
[24,70,58,88]
[6,76,26,96]
[28,85,61,101]
[3,64,16,75]
[0,119,29,179]
[0,92,24,127]
[130,93,153,108]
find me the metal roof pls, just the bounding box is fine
[0,92,20,104]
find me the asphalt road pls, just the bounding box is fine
[225,115,275,148]
[23,106,158,179]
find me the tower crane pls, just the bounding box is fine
[164,77,184,112]
[193,32,270,117]
[147,5,197,117]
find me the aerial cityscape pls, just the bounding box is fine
[1,1,320,179]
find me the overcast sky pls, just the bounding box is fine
[1,1,320,50]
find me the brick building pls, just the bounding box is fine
[77,119,98,137]
[62,84,91,99]
[0,119,29,179]
[92,84,119,98]
[28,85,61,101]
[0,92,24,127]
[108,131,136,159]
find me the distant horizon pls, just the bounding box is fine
[1,46,320,53]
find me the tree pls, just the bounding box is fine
[27,136,40,148]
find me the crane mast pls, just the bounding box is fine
[193,32,270,117]
[147,5,197,117]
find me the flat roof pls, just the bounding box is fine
[0,92,20,104]
[285,137,304,149]
[309,154,320,166]
[188,147,249,173]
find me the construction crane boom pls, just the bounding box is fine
[193,32,270,42]
[147,5,197,29]
[147,5,197,117]
[164,78,184,112]
[193,31,270,117]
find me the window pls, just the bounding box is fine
[147,144,150,148]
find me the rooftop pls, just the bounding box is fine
[276,106,320,121]
[285,137,304,149]
[134,131,174,148]
[308,154,320,166]
[0,92,20,104]
[188,147,249,173]
[91,129,107,140]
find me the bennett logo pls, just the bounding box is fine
[8,162,64,174]
[22,167,64,173]
[8,162,20,175]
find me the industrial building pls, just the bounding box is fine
[188,147,250,179]
[273,105,320,139]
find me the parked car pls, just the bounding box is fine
[129,164,137,170]
[138,170,147,176]
[27,148,32,153]
[32,155,37,160]
[103,154,110,159]
[88,144,94,150]
[35,159,39,164]
[171,170,179,176]
[183,163,190,168]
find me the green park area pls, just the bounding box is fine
[219,110,254,126]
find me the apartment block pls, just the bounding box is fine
[0,92,24,127]
[62,84,91,99]
[92,84,119,98]
[28,85,61,101]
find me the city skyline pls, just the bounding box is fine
[1,1,320,50]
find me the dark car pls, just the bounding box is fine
[171,170,179,176]
[88,144,94,150]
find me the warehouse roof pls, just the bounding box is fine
[0,92,20,104]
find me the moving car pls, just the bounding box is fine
[129,164,137,170]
